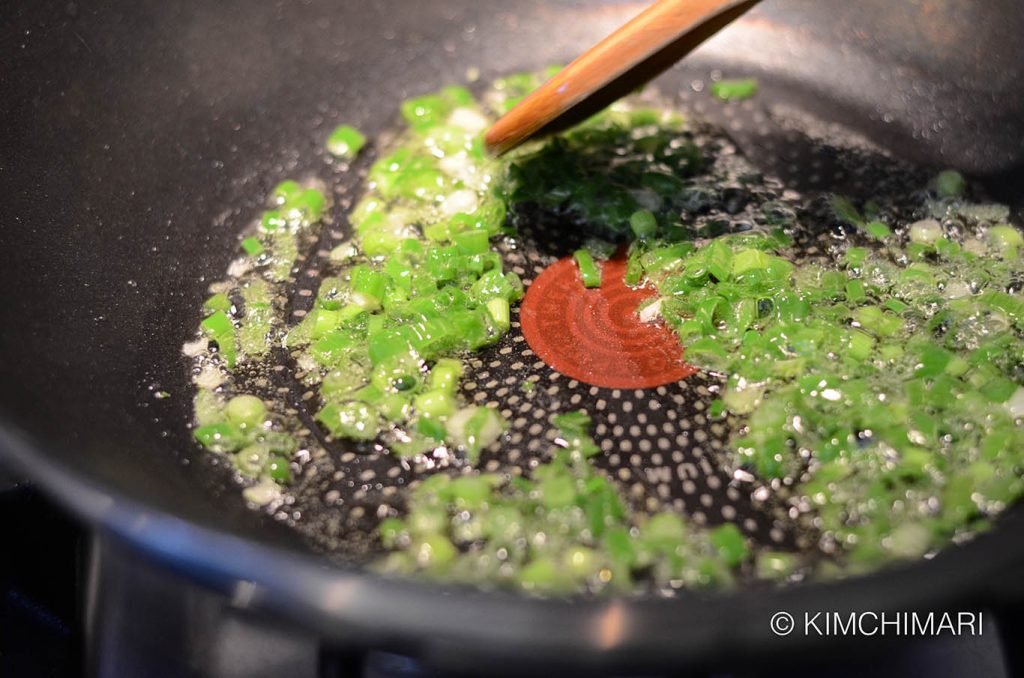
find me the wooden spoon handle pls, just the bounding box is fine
[485,0,760,155]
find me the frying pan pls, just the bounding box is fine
[2,0,1024,674]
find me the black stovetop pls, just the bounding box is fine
[1,464,1019,678]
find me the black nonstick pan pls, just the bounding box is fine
[2,0,1024,674]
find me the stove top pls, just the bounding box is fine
[1,464,1020,678]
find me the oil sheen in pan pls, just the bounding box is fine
[196,83,930,581]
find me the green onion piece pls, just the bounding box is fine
[865,221,892,239]
[400,94,449,131]
[378,393,411,421]
[909,219,942,245]
[731,248,770,277]
[234,444,269,478]
[709,523,749,566]
[266,456,293,483]
[563,546,599,580]
[722,381,764,415]
[453,229,490,255]
[225,395,267,428]
[518,558,566,593]
[315,276,346,310]
[320,368,363,401]
[914,345,952,378]
[603,527,637,567]
[241,236,264,256]
[934,170,966,198]
[441,84,475,107]
[884,298,909,314]
[260,210,285,233]
[756,552,796,580]
[854,306,902,337]
[538,473,576,509]
[428,358,463,393]
[552,410,600,457]
[980,377,1017,403]
[193,389,224,427]
[407,504,448,534]
[414,390,457,418]
[935,238,961,258]
[378,518,406,548]
[311,330,359,367]
[413,534,456,570]
[350,264,388,304]
[311,309,342,339]
[268,230,297,282]
[847,330,874,361]
[574,249,602,288]
[317,401,381,440]
[629,209,658,238]
[486,298,511,330]
[193,422,246,453]
[447,406,506,461]
[844,247,869,269]
[830,195,863,227]
[291,188,326,224]
[423,221,449,242]
[710,78,758,101]
[416,416,447,441]
[450,475,495,509]
[704,239,733,281]
[471,270,523,303]
[987,225,1023,257]
[643,512,687,549]
[201,309,233,336]
[203,293,232,315]
[238,279,273,358]
[845,279,866,304]
[552,410,591,434]
[200,311,237,368]
[271,180,302,206]
[326,124,366,160]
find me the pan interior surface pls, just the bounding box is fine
[2,0,1024,665]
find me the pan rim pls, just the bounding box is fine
[2,413,1022,671]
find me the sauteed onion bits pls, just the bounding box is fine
[184,70,1024,594]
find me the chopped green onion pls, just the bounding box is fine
[414,390,457,418]
[709,524,749,566]
[934,170,966,198]
[629,209,658,238]
[271,180,302,206]
[573,249,602,288]
[710,78,758,101]
[317,401,380,440]
[194,422,245,453]
[201,310,237,368]
[326,124,366,160]
[987,225,1023,257]
[225,395,267,428]
[865,221,892,239]
[428,359,463,393]
[909,219,942,245]
[266,456,293,483]
[241,236,264,256]
[486,297,510,329]
[203,293,232,315]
